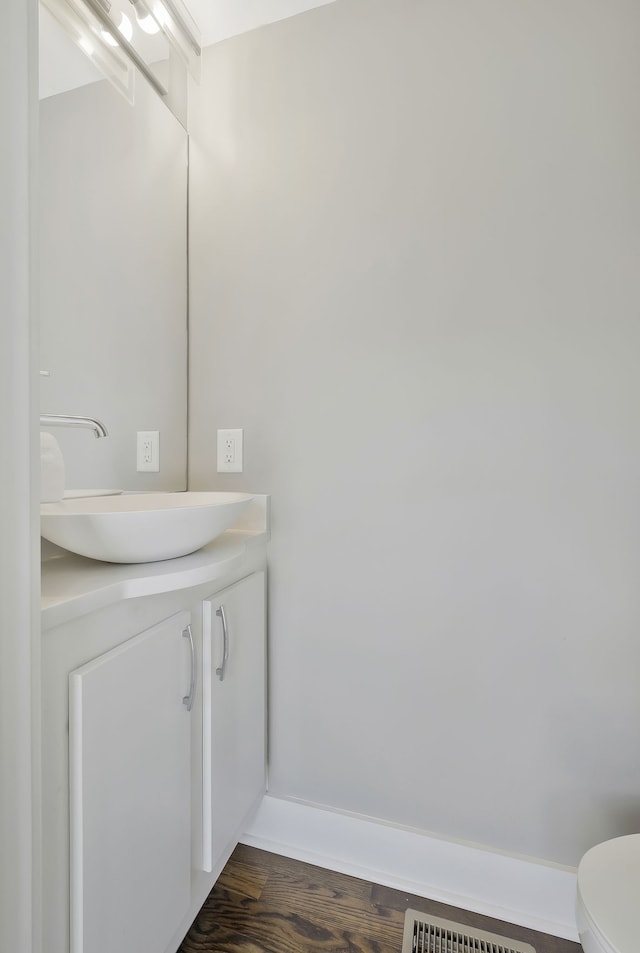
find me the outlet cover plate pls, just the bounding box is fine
[137,430,160,472]
[217,428,243,473]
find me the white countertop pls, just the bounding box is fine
[41,529,267,630]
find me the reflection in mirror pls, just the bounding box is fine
[39,3,188,495]
[40,0,200,119]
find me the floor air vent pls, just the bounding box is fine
[402,909,536,953]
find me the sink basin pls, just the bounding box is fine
[41,492,254,563]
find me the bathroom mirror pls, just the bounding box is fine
[39,4,188,493]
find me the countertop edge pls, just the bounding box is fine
[41,530,268,631]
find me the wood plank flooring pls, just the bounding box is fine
[178,844,582,953]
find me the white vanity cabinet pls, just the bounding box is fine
[202,571,266,873]
[40,529,268,953]
[68,610,194,953]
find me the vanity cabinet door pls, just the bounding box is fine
[202,571,266,872]
[69,610,194,953]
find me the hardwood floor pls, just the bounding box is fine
[178,844,582,953]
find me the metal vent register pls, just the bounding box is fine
[402,910,536,953]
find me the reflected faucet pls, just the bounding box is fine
[40,414,108,438]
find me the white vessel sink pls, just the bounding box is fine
[41,492,254,564]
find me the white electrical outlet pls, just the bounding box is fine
[217,428,243,473]
[137,431,160,472]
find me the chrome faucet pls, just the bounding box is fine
[40,414,108,438]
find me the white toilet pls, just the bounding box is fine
[576,834,640,953]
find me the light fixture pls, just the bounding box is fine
[39,0,201,111]
[101,11,133,46]
[128,0,201,79]
[151,1,170,28]
[129,0,160,34]
[41,0,136,103]
[116,11,133,40]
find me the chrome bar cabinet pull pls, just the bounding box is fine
[216,605,229,681]
[182,624,196,711]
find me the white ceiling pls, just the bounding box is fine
[184,0,337,48]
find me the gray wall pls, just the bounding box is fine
[188,0,640,866]
[40,71,188,492]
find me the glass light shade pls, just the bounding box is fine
[131,0,160,35]
[132,0,201,80]
[101,13,132,46]
[117,12,133,40]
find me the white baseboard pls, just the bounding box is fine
[241,795,579,943]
